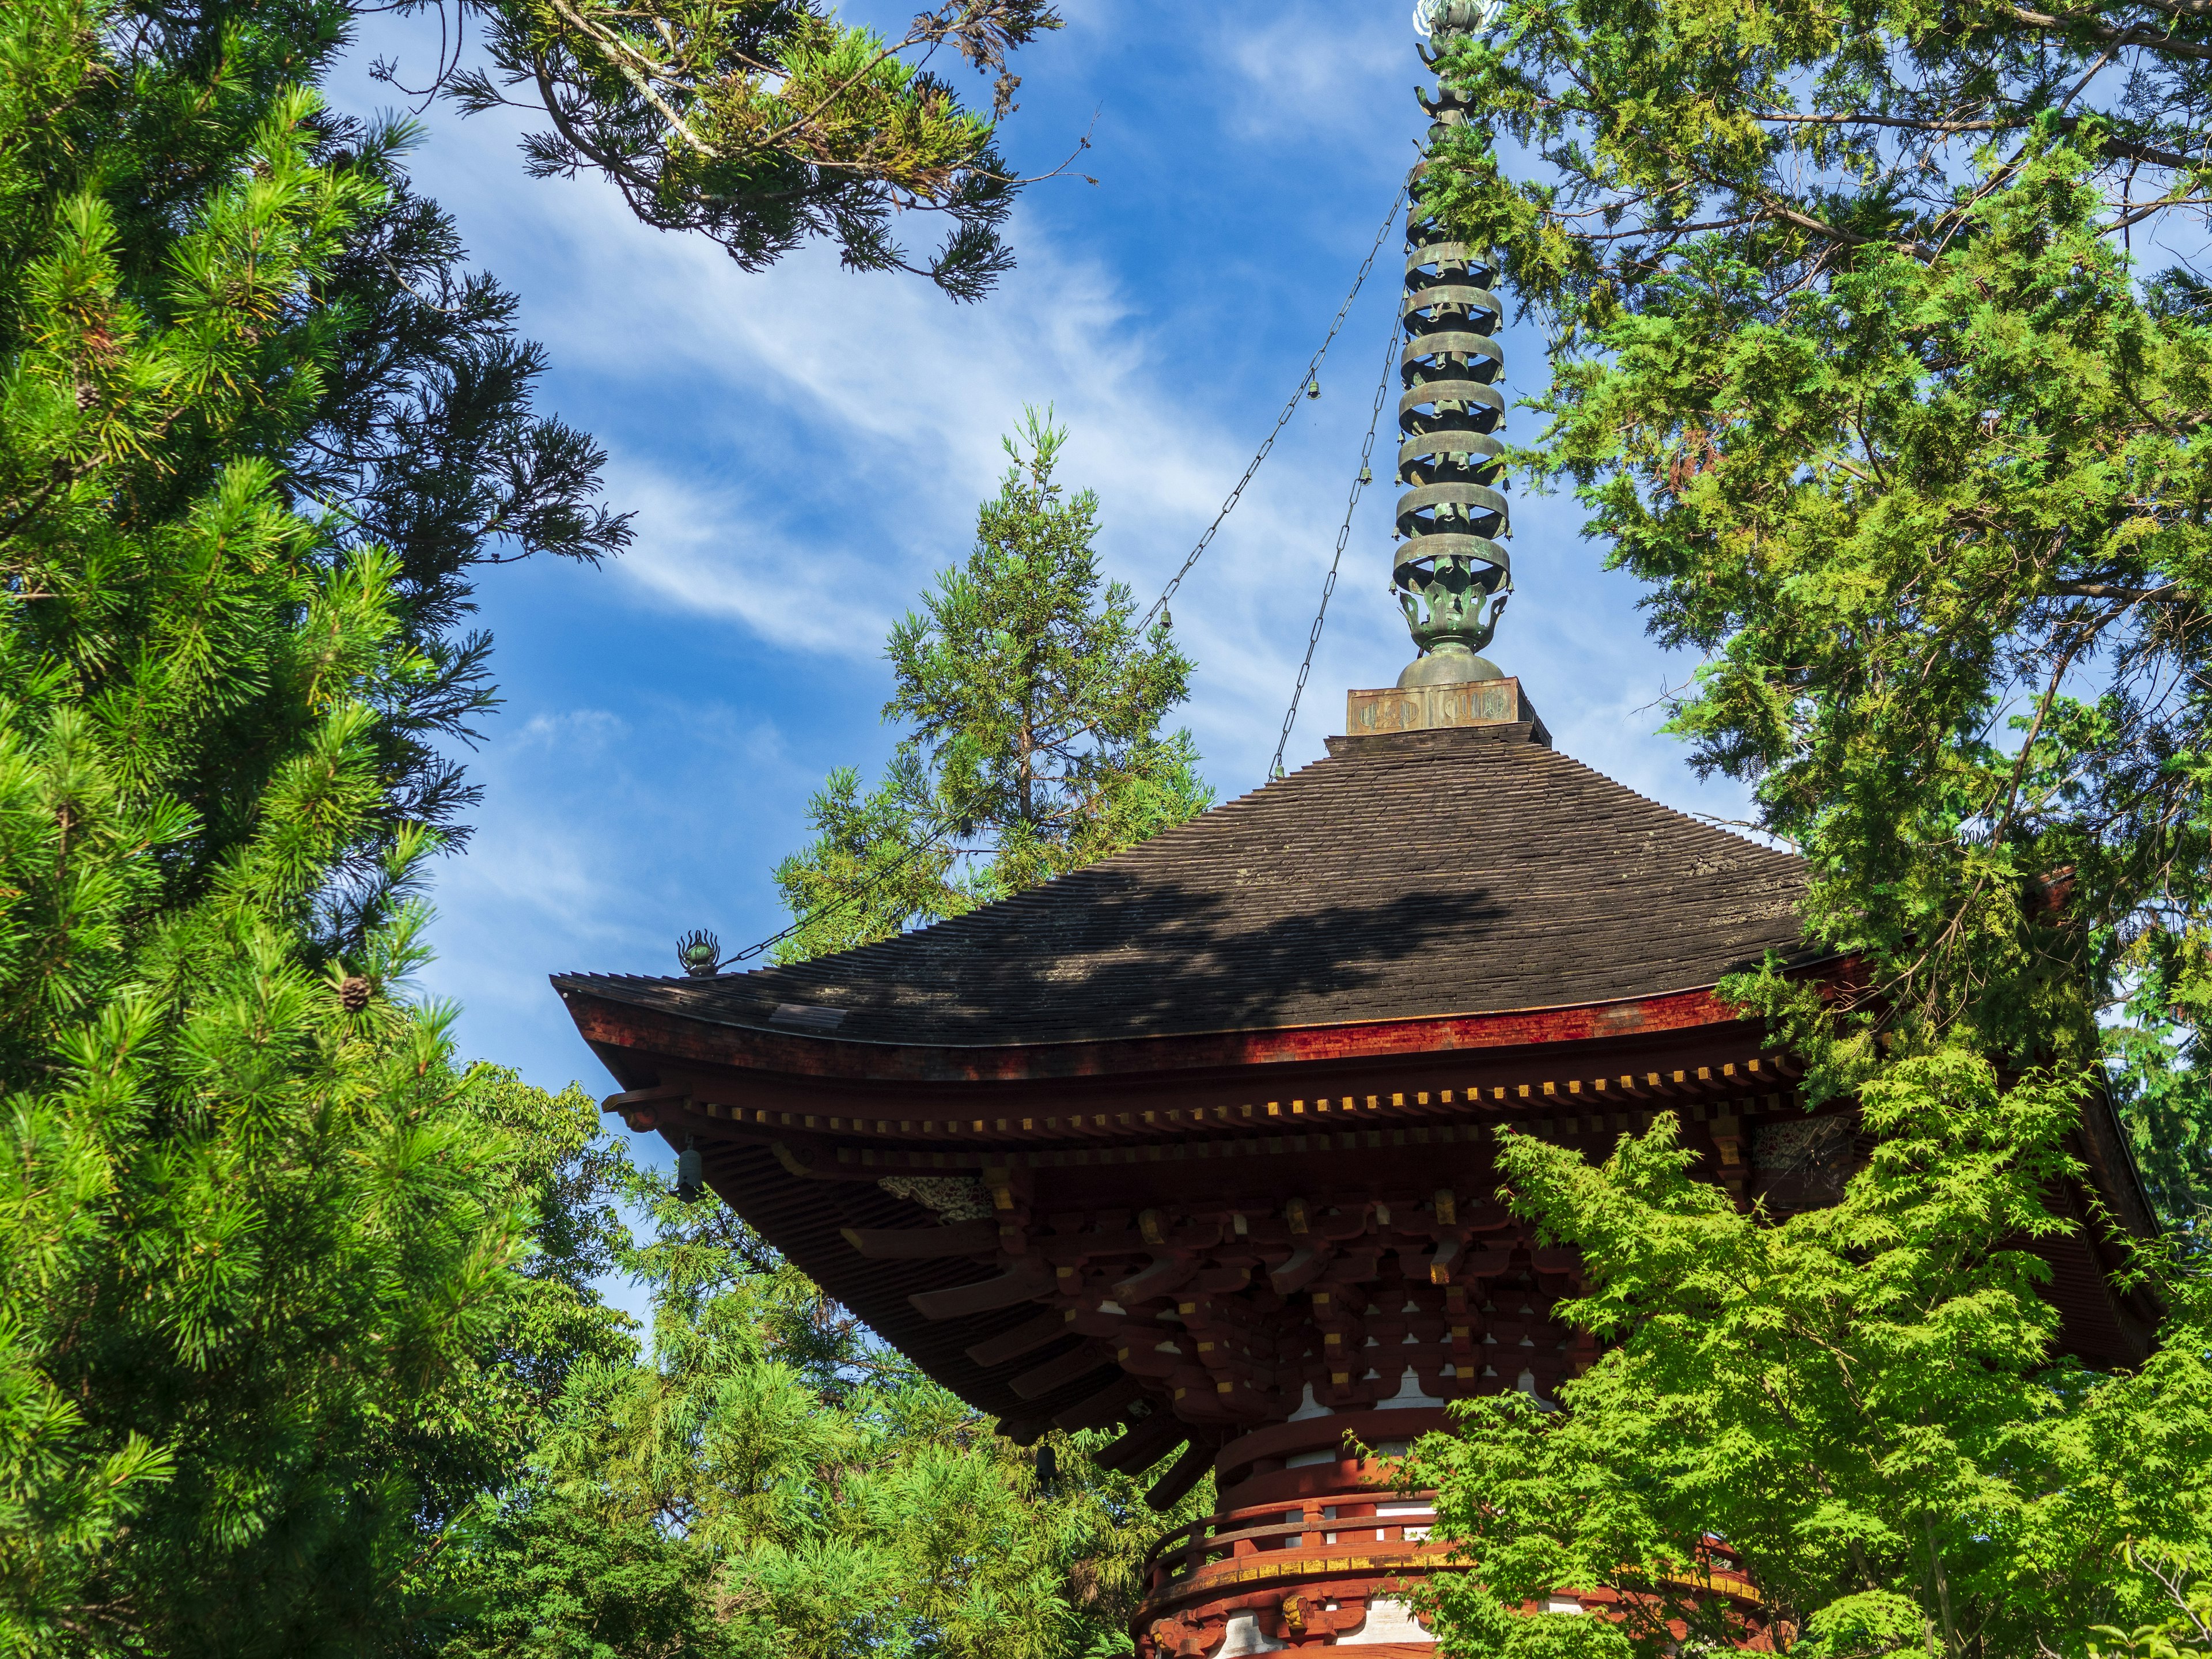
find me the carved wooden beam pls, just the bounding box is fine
[840,1221,999,1259]
[1093,1409,1189,1475]
[1010,1343,1114,1400]
[1419,1237,1461,1283]
[600,1084,691,1130]
[1146,1438,1216,1512]
[1116,1256,1200,1304]
[908,1258,1055,1319]
[965,1309,1071,1367]
[1268,1245,1331,1296]
[769,1140,876,1181]
[1053,1373,1143,1433]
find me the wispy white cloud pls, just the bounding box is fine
[600,462,904,659]
[510,707,629,753]
[418,134,1423,767]
[1211,2,1410,139]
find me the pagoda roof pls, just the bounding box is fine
[555,724,1815,1054]
[551,722,2164,1411]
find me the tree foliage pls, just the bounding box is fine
[1409,1052,2212,1659]
[441,0,1068,300]
[1424,0,2212,320]
[0,0,632,1646]
[295,143,634,872]
[771,413,1212,961]
[5,0,631,942]
[1422,0,2212,1221]
[443,1166,1204,1659]
[2090,1555,2212,1659]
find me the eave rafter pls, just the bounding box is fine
[604,1052,1804,1167]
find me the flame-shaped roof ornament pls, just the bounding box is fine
[1412,0,1500,33]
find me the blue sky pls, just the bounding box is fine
[330,0,1759,1137]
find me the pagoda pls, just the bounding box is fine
[552,3,2161,1650]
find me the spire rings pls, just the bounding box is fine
[1396,482,1508,541]
[1392,203,1511,624]
[1392,0,1516,677]
[1397,428,1504,479]
[1414,0,1501,40]
[1401,330,1503,383]
[1398,379,1505,432]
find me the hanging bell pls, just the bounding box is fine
[1358,464,1373,485]
[1306,378,1321,399]
[674,1134,704,1203]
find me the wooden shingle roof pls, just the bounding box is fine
[551,722,2165,1399]
[556,724,1813,1047]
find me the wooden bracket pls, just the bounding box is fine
[769,1139,877,1181]
[600,1084,690,1131]
[966,1309,1072,1368]
[1010,1343,1114,1401]
[908,1259,1056,1319]
[840,1221,998,1259]
[1115,1255,1199,1304]
[1052,1372,1142,1433]
[1092,1408,1188,1476]
[1268,1244,1331,1296]
[1146,1438,1215,1512]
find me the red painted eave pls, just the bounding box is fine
[552,968,1848,1088]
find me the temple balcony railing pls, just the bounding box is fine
[1143,1495,1446,1594]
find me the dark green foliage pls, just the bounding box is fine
[3,0,629,948]
[772,412,1213,960]
[444,1499,725,1659]
[461,1071,642,1425]
[1421,0,2212,1224]
[771,756,970,961]
[294,145,634,892]
[446,0,1066,300]
[0,0,634,1647]
[1419,0,2212,328]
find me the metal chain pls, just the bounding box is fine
[1268,299,1403,779]
[714,182,1410,971]
[722,825,953,965]
[1138,181,1408,634]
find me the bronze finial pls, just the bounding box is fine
[1393,0,1512,689]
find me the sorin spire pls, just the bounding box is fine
[1393,0,1512,690]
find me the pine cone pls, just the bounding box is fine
[338,975,373,1012]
